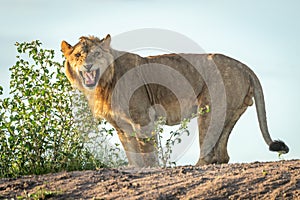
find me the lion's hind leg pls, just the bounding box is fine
[196,105,248,166]
[208,88,253,165]
[213,105,249,164]
[196,89,250,166]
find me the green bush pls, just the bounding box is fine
[0,41,125,177]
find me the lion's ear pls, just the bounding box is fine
[61,41,73,57]
[101,34,111,51]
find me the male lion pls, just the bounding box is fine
[61,34,289,167]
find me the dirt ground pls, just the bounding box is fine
[0,159,299,200]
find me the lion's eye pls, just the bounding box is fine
[94,51,101,57]
[75,53,81,58]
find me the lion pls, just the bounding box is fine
[61,34,289,167]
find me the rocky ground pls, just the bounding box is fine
[0,159,299,199]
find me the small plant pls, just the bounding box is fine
[154,117,190,167]
[153,105,210,167]
[18,188,63,200]
[278,152,285,160]
[262,169,268,176]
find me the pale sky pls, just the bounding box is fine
[0,0,299,165]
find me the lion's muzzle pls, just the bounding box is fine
[79,69,100,88]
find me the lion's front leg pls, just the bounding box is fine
[118,132,159,167]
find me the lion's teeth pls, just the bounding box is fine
[86,72,93,80]
[81,70,96,85]
[83,72,86,78]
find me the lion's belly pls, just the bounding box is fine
[128,84,199,127]
[165,103,198,126]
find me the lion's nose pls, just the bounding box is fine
[84,64,93,70]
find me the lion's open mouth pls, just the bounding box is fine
[79,69,100,87]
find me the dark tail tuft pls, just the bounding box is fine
[269,140,289,154]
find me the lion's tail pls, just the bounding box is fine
[248,68,289,154]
